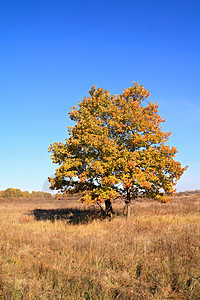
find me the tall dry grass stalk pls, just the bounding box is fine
[0,195,199,299]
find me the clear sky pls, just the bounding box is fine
[1,0,200,192]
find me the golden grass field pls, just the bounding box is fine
[0,195,199,299]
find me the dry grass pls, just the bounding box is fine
[0,195,200,299]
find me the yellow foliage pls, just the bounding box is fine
[49,82,187,205]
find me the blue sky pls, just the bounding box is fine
[1,0,200,192]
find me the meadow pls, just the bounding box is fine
[0,194,199,299]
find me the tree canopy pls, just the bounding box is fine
[49,82,187,214]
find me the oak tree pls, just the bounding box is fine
[49,82,187,217]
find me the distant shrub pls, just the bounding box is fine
[0,188,53,199]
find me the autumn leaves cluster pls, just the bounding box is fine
[49,82,187,205]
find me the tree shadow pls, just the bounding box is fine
[31,207,108,225]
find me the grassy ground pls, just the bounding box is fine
[0,195,199,299]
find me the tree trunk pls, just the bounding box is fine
[124,189,131,219]
[126,202,131,218]
[105,199,113,217]
[124,201,131,218]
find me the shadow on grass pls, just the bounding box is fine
[31,207,109,225]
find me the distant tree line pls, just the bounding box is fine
[177,189,200,196]
[0,188,53,199]
[53,191,83,200]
